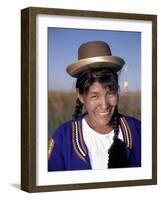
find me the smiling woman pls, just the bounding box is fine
[75,70,118,134]
[48,41,141,171]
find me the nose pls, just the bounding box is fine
[100,96,109,109]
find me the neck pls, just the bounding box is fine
[85,116,113,134]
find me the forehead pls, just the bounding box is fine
[87,81,110,93]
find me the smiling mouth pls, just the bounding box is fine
[98,112,110,116]
[98,108,112,116]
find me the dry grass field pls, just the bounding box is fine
[48,90,141,137]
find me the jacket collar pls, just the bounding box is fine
[71,113,132,164]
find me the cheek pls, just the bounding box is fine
[83,98,98,111]
[84,101,94,111]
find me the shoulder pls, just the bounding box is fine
[51,120,72,139]
[119,113,141,133]
[50,118,81,140]
[119,113,141,124]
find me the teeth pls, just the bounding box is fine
[99,112,110,115]
[98,108,112,115]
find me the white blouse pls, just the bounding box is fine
[82,118,123,170]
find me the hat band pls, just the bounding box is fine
[67,56,125,77]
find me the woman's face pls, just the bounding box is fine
[78,81,118,129]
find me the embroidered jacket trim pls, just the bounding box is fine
[72,116,133,162]
[119,117,132,149]
[71,121,87,162]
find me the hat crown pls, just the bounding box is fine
[66,40,125,77]
[78,41,112,60]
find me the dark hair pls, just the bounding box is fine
[76,68,119,95]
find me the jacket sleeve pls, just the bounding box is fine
[48,126,65,171]
[135,118,141,166]
[131,118,141,167]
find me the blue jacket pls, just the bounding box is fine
[48,113,141,171]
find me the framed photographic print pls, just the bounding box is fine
[21,7,157,192]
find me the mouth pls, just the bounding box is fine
[98,108,112,116]
[98,112,110,116]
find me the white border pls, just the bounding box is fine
[36,14,152,186]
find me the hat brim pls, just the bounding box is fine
[66,56,125,77]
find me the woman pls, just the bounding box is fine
[48,41,141,171]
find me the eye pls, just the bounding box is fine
[91,95,97,98]
[90,94,98,99]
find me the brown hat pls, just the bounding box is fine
[66,41,125,77]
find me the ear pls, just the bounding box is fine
[76,89,84,104]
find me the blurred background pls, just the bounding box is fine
[48,28,141,138]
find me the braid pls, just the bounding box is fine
[72,98,83,119]
[108,106,129,168]
[113,106,119,140]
